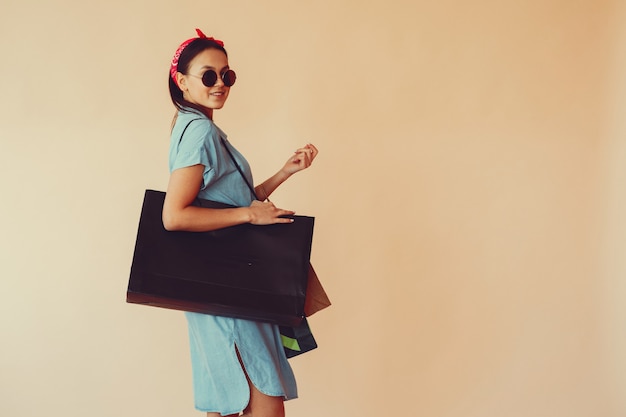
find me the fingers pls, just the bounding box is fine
[305,143,319,158]
[249,200,295,225]
[292,143,318,166]
[274,216,296,224]
[276,207,296,217]
[295,143,318,159]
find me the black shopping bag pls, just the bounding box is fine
[280,318,318,358]
[127,190,314,327]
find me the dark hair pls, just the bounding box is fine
[168,38,228,115]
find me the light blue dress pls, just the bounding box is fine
[169,110,298,415]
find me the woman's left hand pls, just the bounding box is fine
[256,143,319,201]
[282,143,319,175]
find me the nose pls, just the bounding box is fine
[214,74,225,87]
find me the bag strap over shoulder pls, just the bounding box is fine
[178,118,259,200]
[177,117,204,145]
[219,137,258,200]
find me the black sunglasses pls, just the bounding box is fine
[193,69,237,87]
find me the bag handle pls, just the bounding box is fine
[178,118,259,200]
[219,137,258,200]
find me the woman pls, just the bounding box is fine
[162,29,318,417]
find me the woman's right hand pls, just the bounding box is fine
[248,200,295,225]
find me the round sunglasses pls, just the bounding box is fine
[189,69,237,87]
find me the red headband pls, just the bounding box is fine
[170,28,225,86]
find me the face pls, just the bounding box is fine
[177,48,231,118]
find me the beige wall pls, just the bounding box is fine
[2,1,625,416]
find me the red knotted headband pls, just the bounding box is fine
[170,28,225,86]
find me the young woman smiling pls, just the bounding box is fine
[162,29,318,417]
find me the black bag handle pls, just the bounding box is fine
[219,137,258,200]
[178,118,259,200]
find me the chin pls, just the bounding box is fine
[207,99,227,110]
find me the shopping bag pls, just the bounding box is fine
[304,264,331,317]
[127,190,314,327]
[280,318,318,358]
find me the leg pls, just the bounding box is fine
[236,350,285,417]
[240,379,285,417]
[234,345,285,417]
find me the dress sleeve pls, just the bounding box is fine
[170,119,220,190]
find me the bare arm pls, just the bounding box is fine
[162,164,295,232]
[255,143,319,201]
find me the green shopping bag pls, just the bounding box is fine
[280,318,317,358]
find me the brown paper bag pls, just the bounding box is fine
[304,264,331,317]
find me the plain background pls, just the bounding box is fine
[2,0,626,416]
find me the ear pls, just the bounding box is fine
[175,72,187,91]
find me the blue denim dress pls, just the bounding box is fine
[169,110,298,414]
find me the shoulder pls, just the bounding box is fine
[174,111,213,135]
[173,112,220,147]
